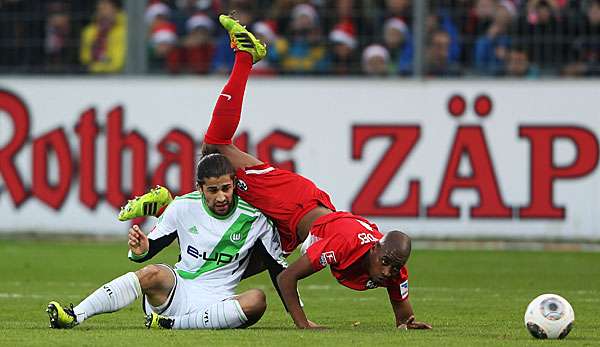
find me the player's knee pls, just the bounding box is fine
[239,289,267,323]
[135,265,166,292]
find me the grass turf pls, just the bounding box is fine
[0,240,598,346]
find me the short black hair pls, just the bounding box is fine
[196,154,235,186]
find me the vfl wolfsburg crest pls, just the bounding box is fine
[188,225,199,234]
[230,232,242,243]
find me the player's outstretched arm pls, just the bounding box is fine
[276,255,323,329]
[202,143,263,170]
[390,298,432,330]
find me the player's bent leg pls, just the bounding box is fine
[148,296,254,330]
[201,143,263,170]
[49,272,142,327]
[118,185,173,221]
[235,288,267,328]
[135,264,176,307]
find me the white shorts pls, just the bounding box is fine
[142,264,235,316]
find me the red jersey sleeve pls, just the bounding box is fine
[386,267,410,302]
[305,236,351,271]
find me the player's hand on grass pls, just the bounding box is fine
[128,225,149,256]
[305,319,327,329]
[397,315,432,330]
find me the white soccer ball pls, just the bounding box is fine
[524,294,574,339]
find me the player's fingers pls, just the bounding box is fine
[138,229,148,240]
[408,322,432,330]
[128,231,139,240]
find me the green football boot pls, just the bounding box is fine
[219,14,266,64]
[47,301,77,329]
[145,312,174,329]
[118,185,173,221]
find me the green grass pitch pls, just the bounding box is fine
[0,239,598,346]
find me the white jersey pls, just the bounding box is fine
[146,191,284,295]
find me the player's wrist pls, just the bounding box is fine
[128,249,149,260]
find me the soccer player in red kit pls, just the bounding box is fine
[121,14,431,330]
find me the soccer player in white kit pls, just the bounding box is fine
[47,153,286,330]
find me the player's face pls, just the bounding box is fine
[367,244,404,285]
[199,175,235,216]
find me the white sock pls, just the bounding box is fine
[73,272,142,323]
[172,300,248,329]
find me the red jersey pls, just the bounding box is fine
[235,164,336,254]
[304,212,409,301]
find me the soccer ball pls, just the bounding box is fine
[524,294,574,339]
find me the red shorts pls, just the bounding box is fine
[235,164,336,253]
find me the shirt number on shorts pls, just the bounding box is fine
[358,233,378,245]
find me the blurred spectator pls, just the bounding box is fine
[145,1,171,29]
[278,4,329,74]
[80,0,126,73]
[171,0,219,36]
[382,17,413,74]
[425,29,462,76]
[324,0,368,47]
[503,45,540,77]
[362,44,391,76]
[176,13,216,74]
[148,21,179,72]
[426,9,461,64]
[252,20,284,75]
[385,0,412,18]
[0,0,45,72]
[44,1,78,73]
[474,0,515,75]
[328,20,360,74]
[562,0,600,76]
[512,0,565,73]
[212,2,257,73]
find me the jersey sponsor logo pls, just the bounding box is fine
[400,280,409,299]
[319,251,336,266]
[186,245,240,265]
[366,280,379,289]
[357,232,378,245]
[236,179,248,191]
[187,225,199,234]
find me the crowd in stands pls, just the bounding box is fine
[0,0,598,77]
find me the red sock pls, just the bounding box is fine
[204,52,253,144]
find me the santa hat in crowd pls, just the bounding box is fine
[499,0,517,17]
[362,44,390,65]
[329,21,357,49]
[186,13,214,32]
[151,22,177,46]
[291,3,319,24]
[384,17,409,35]
[145,1,171,24]
[253,20,278,42]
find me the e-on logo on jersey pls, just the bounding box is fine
[186,245,239,265]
